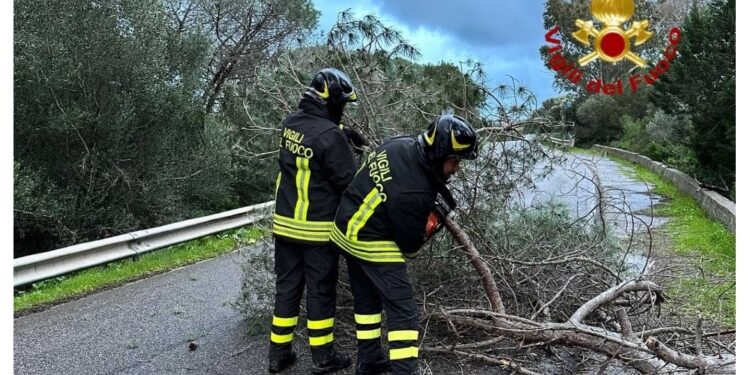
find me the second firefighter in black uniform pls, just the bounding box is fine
[268,68,367,374]
[331,114,479,375]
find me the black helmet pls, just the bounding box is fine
[420,114,479,161]
[306,68,358,105]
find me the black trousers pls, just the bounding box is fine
[339,250,420,375]
[269,237,339,357]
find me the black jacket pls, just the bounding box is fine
[272,97,356,243]
[331,136,451,263]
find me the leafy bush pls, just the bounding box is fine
[13,0,313,256]
[615,111,698,179]
[575,94,625,146]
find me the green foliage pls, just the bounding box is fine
[13,0,317,256]
[616,111,698,174]
[13,161,77,252]
[575,94,625,145]
[419,63,486,114]
[220,76,287,205]
[538,86,652,146]
[539,95,577,123]
[15,0,201,255]
[652,0,735,190]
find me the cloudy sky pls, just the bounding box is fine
[310,0,558,104]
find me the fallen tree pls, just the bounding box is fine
[425,241,736,373]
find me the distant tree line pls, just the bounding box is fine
[539,0,735,197]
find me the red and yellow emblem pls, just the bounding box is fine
[572,0,653,67]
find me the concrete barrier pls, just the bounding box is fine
[592,145,735,232]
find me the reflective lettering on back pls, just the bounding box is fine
[368,150,392,201]
[280,127,314,158]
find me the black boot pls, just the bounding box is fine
[355,356,391,375]
[269,350,297,373]
[311,346,352,375]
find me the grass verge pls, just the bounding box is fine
[14,226,266,315]
[607,155,736,326]
[570,146,598,156]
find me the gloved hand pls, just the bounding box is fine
[424,190,457,239]
[341,125,369,153]
[425,212,442,238]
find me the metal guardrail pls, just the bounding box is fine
[548,136,575,147]
[14,201,275,288]
[533,133,575,148]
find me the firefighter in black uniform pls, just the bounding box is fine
[268,68,367,374]
[331,114,479,375]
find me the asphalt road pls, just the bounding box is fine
[14,247,321,375]
[519,151,666,235]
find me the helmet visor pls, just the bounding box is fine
[340,79,358,103]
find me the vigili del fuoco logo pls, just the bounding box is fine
[543,0,682,96]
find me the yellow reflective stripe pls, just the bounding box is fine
[307,318,334,330]
[294,157,311,221]
[330,227,397,251]
[330,226,404,262]
[271,332,294,344]
[273,214,332,231]
[388,330,418,341]
[347,188,383,240]
[451,129,472,150]
[347,188,380,237]
[354,313,382,325]
[316,80,330,99]
[274,172,281,198]
[332,226,399,251]
[273,226,330,243]
[272,316,298,327]
[357,328,381,340]
[425,125,437,145]
[272,213,332,243]
[390,346,419,360]
[333,244,403,262]
[309,333,334,346]
[331,225,404,263]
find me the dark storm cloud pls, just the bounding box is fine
[370,0,556,100]
[373,0,546,47]
[311,0,557,101]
